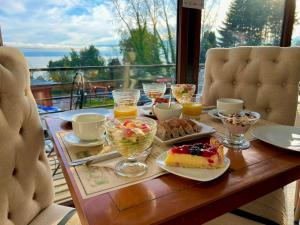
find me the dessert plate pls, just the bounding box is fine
[252,125,300,152]
[208,109,221,120]
[155,121,216,145]
[64,132,105,147]
[156,152,230,182]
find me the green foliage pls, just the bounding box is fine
[108,58,123,80]
[218,0,283,47]
[120,26,162,65]
[47,45,106,83]
[48,45,105,68]
[200,31,217,63]
[120,25,163,77]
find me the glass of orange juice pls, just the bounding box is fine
[181,95,202,119]
[112,89,140,119]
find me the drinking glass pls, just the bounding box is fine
[171,84,196,103]
[218,110,260,149]
[112,89,140,119]
[142,83,166,105]
[105,117,157,177]
[181,94,202,119]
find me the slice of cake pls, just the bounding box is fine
[164,137,224,168]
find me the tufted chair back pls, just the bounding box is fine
[202,47,300,126]
[0,47,53,225]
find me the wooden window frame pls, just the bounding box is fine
[176,0,201,88]
[0,26,3,46]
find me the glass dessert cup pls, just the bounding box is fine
[181,94,202,119]
[142,83,166,106]
[112,89,140,119]
[218,110,260,149]
[105,117,157,177]
[171,84,196,103]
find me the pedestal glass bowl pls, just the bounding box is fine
[142,83,166,106]
[171,84,196,103]
[105,117,157,177]
[218,110,260,149]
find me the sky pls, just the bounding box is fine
[0,0,121,49]
[1,0,299,50]
[0,0,229,50]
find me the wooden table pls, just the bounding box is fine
[45,110,300,225]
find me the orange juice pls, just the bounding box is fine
[182,103,202,116]
[114,106,138,118]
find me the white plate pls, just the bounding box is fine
[140,105,156,117]
[64,132,105,147]
[47,108,110,121]
[155,121,216,145]
[208,109,221,120]
[156,152,230,182]
[252,125,300,152]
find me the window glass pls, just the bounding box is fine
[0,0,177,112]
[292,0,300,46]
[199,0,285,93]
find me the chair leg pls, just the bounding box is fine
[295,180,300,221]
[52,164,60,177]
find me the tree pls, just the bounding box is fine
[200,31,217,63]
[47,45,106,83]
[48,45,105,68]
[79,45,105,66]
[112,0,177,64]
[108,58,122,80]
[120,26,161,66]
[218,0,283,47]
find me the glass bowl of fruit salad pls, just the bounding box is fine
[171,84,196,103]
[105,117,157,177]
[218,110,260,149]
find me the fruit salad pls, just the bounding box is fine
[106,118,157,158]
[171,84,196,103]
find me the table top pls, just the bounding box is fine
[45,110,300,225]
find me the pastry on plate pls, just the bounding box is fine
[156,118,202,140]
[164,137,224,168]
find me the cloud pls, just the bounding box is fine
[0,0,179,50]
[0,0,121,48]
[0,1,26,14]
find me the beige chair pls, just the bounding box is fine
[202,46,300,225]
[0,46,81,225]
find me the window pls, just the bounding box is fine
[199,0,285,93]
[0,0,178,112]
[292,0,300,46]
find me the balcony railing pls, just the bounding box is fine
[30,64,205,114]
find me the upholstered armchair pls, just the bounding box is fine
[202,46,300,225]
[0,46,80,225]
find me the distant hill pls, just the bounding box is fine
[18,47,122,69]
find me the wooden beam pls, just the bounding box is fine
[280,0,296,47]
[0,26,3,46]
[176,1,201,87]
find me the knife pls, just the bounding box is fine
[69,151,121,167]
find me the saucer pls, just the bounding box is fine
[63,132,105,147]
[208,109,221,120]
[140,105,156,117]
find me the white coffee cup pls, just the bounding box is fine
[217,98,244,113]
[72,113,106,141]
